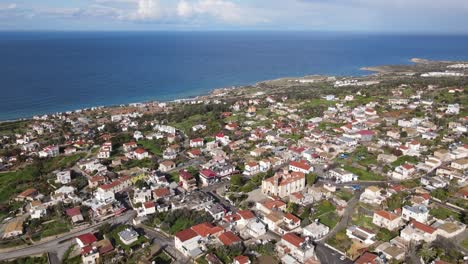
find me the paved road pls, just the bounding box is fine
[319,189,363,242]
[0,211,135,261]
[315,243,353,264]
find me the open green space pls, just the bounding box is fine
[343,165,384,181]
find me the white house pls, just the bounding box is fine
[402,205,429,223]
[303,221,330,239]
[446,103,460,114]
[289,160,313,174]
[392,164,416,180]
[56,170,72,184]
[189,138,204,148]
[276,233,315,263]
[205,203,226,221]
[133,148,149,160]
[174,229,202,258]
[373,210,402,231]
[118,228,139,245]
[360,186,385,205]
[328,168,357,183]
[346,225,376,245]
[400,220,437,243]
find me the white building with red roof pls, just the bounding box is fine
[97,176,132,194]
[199,169,217,186]
[392,164,416,180]
[276,233,315,263]
[400,220,437,243]
[174,228,202,258]
[244,161,260,176]
[289,160,313,174]
[76,233,98,248]
[133,148,149,160]
[372,210,402,231]
[189,138,204,148]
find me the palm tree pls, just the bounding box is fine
[419,243,437,263]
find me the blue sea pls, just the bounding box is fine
[1,31,468,121]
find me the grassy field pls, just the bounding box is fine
[312,200,339,228]
[429,206,461,221]
[0,153,86,202]
[391,155,419,167]
[351,213,378,231]
[335,189,354,201]
[343,165,384,181]
[42,153,86,173]
[139,139,163,156]
[0,166,39,201]
[39,219,71,239]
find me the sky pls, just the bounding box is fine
[1,0,468,33]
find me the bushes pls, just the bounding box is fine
[148,209,214,234]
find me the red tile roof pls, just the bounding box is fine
[191,222,223,238]
[134,148,146,154]
[143,201,155,209]
[410,220,436,234]
[355,252,378,264]
[77,233,97,246]
[175,228,198,242]
[358,130,375,136]
[402,164,414,170]
[200,169,217,178]
[261,199,286,210]
[17,188,37,198]
[282,233,305,248]
[66,207,82,217]
[234,255,250,264]
[375,210,399,221]
[237,210,255,220]
[284,213,301,223]
[218,231,241,246]
[153,188,170,198]
[290,160,311,171]
[179,170,193,180]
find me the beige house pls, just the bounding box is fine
[159,160,176,172]
[261,171,305,198]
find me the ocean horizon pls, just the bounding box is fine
[1,31,468,121]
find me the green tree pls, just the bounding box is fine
[418,243,437,263]
[286,202,299,214]
[306,173,317,186]
[98,222,112,236]
[431,188,449,201]
[230,175,243,186]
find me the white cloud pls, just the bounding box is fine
[177,0,267,24]
[0,3,17,10]
[130,0,161,20]
[177,0,193,17]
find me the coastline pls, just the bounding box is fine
[2,57,467,123]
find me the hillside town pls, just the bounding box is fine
[0,65,467,264]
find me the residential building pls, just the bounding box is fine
[400,220,437,243]
[373,210,402,231]
[261,171,306,198]
[402,205,429,223]
[346,226,376,245]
